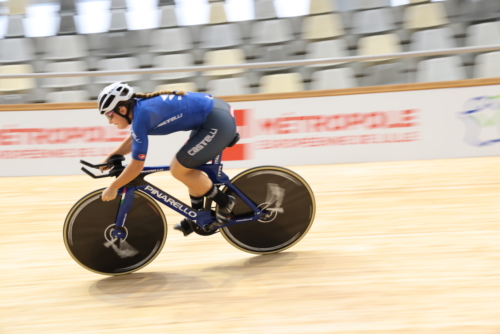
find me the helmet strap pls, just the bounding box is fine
[114,103,133,125]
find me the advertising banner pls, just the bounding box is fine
[1,85,499,176]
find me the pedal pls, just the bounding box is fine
[174,219,194,237]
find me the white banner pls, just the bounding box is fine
[227,85,500,168]
[0,85,499,176]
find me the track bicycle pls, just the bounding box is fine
[63,135,316,276]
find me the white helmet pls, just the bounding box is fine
[97,82,134,114]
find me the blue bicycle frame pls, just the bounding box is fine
[111,154,264,239]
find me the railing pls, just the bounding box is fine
[1,45,500,79]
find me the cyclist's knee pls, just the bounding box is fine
[170,157,192,180]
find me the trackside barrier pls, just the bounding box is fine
[0,79,499,176]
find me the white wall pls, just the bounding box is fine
[1,85,499,176]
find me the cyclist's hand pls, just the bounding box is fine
[102,187,118,202]
[98,159,112,173]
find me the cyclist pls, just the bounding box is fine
[97,81,237,236]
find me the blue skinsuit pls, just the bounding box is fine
[130,93,214,161]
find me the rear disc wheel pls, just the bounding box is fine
[220,166,315,254]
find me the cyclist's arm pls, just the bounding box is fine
[101,158,144,201]
[99,135,132,171]
[109,112,149,188]
[109,158,144,190]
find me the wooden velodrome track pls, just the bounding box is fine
[1,156,499,334]
[1,80,500,333]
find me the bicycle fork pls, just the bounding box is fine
[103,187,139,258]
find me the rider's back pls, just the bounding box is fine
[134,93,215,136]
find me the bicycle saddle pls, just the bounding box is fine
[228,133,240,148]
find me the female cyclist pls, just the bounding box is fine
[96,81,237,236]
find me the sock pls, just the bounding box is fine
[189,195,204,211]
[203,184,229,208]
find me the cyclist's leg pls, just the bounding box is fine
[171,98,236,233]
[171,98,236,191]
[170,158,212,197]
[170,158,221,235]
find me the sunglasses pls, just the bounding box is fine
[104,110,115,120]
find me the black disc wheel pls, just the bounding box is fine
[63,188,167,275]
[220,166,315,254]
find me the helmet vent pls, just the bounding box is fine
[102,95,116,111]
[121,88,129,96]
[98,94,107,111]
[116,86,122,92]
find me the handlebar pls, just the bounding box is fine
[80,155,125,179]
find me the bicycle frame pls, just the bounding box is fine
[111,154,265,239]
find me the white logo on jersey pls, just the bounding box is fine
[160,94,173,101]
[154,114,183,129]
[131,129,142,143]
[160,94,183,101]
